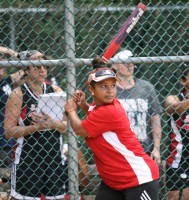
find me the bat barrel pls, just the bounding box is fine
[102,3,146,63]
[138,3,147,11]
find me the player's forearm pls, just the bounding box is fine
[78,100,90,114]
[165,97,189,115]
[153,133,161,150]
[5,125,40,138]
[67,111,88,137]
[151,115,162,150]
[173,100,189,114]
[49,119,67,133]
[10,70,25,83]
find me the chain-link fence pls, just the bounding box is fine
[0,1,189,200]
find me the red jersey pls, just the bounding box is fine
[82,99,159,190]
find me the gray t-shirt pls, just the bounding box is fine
[117,78,162,153]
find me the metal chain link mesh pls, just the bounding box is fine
[0,1,189,200]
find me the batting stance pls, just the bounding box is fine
[64,67,159,200]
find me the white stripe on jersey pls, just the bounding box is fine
[170,116,183,168]
[103,131,153,184]
[14,137,24,164]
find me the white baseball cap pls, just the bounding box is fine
[113,49,133,60]
[113,49,137,68]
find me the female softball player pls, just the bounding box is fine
[64,67,159,200]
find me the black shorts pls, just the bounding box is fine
[11,145,67,199]
[166,166,189,191]
[95,179,159,200]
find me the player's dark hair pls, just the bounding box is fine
[111,67,117,73]
[92,57,106,69]
[90,80,96,88]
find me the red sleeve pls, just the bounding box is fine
[81,100,125,138]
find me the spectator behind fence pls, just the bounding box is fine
[4,50,68,200]
[64,68,160,200]
[164,64,189,200]
[0,49,25,169]
[112,49,162,165]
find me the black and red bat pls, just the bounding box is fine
[102,3,147,63]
